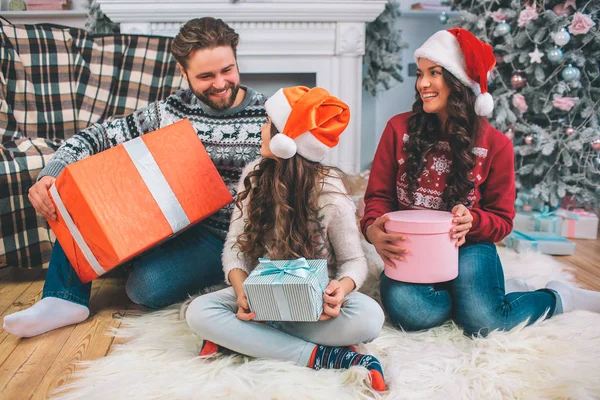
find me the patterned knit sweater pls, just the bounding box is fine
[361,112,516,244]
[222,159,368,290]
[39,87,268,240]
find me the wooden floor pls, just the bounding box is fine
[0,239,598,400]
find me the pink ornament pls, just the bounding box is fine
[491,10,507,22]
[569,12,596,35]
[511,73,527,89]
[553,96,578,111]
[553,3,572,16]
[565,126,575,135]
[518,6,539,28]
[524,135,533,144]
[522,204,533,212]
[505,128,515,140]
[512,94,529,113]
[592,139,600,151]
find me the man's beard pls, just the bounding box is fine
[189,79,240,111]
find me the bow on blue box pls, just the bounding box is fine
[243,258,329,322]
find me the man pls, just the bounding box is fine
[3,17,267,338]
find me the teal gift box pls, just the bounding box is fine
[243,258,329,322]
[513,210,562,234]
[503,231,575,255]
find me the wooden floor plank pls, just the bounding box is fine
[32,276,130,399]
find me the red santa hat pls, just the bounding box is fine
[414,28,496,116]
[264,86,350,161]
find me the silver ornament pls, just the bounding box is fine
[494,22,511,37]
[439,12,449,25]
[561,64,580,82]
[547,47,564,63]
[553,28,571,46]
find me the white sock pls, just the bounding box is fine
[2,297,90,338]
[546,280,600,314]
[505,278,536,294]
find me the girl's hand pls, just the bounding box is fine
[365,215,408,267]
[236,292,256,321]
[319,280,345,320]
[451,204,473,247]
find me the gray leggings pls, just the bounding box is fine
[186,287,385,366]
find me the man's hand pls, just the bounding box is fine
[28,176,57,220]
[366,215,408,267]
[236,292,256,321]
[319,280,345,321]
[451,204,473,247]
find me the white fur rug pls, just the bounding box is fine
[52,244,600,400]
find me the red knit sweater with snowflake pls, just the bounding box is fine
[361,112,515,243]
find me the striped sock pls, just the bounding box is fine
[308,345,385,391]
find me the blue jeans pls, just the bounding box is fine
[379,242,562,337]
[42,223,225,309]
[186,287,384,366]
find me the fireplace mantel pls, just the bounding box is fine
[96,0,387,173]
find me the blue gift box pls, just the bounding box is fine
[243,258,329,322]
[513,210,562,234]
[503,231,576,255]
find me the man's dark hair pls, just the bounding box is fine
[171,17,239,69]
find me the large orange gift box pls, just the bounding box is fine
[47,119,233,283]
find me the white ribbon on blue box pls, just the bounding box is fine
[243,258,329,322]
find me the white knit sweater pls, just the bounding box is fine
[222,159,368,290]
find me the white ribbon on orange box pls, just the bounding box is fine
[50,136,191,278]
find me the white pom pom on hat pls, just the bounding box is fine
[269,132,297,159]
[414,28,497,117]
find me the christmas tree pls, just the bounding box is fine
[452,0,600,210]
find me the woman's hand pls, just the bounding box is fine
[319,279,345,321]
[451,204,473,247]
[236,292,256,321]
[366,215,408,267]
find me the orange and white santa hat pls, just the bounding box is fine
[264,86,350,161]
[414,28,496,116]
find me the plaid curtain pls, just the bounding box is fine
[0,20,185,268]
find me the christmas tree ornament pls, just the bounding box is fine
[565,126,575,135]
[592,138,600,151]
[524,135,534,144]
[511,72,527,89]
[505,128,515,140]
[529,46,543,63]
[522,204,533,212]
[553,2,573,16]
[547,47,564,63]
[561,64,580,82]
[494,22,511,36]
[439,12,449,24]
[553,28,571,46]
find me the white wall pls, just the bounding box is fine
[360,5,457,169]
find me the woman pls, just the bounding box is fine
[361,28,600,336]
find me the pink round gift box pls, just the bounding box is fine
[384,210,458,283]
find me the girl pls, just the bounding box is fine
[362,28,600,337]
[186,86,386,391]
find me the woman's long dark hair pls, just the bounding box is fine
[234,123,346,264]
[405,68,480,209]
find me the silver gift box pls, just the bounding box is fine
[243,258,329,322]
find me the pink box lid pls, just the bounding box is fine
[385,210,454,234]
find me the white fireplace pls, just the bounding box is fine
[95,0,386,173]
